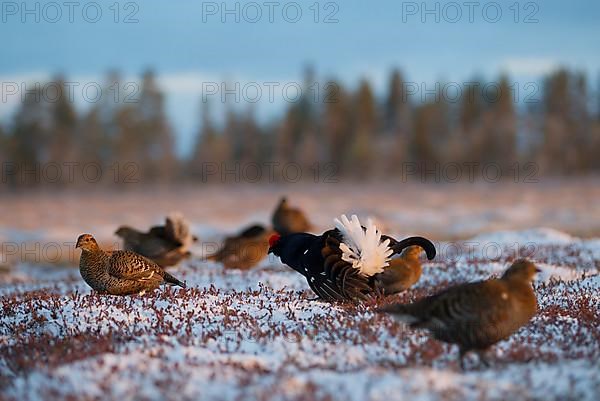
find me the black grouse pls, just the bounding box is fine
[268,215,436,301]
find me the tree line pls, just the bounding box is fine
[1,67,599,188]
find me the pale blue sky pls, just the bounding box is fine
[1,0,599,155]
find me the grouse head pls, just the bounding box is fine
[76,234,100,252]
[400,245,424,260]
[114,226,135,238]
[501,259,540,283]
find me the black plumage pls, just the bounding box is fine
[268,229,435,301]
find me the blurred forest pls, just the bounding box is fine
[1,67,599,188]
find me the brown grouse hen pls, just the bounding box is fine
[271,197,312,236]
[77,234,186,295]
[378,259,539,369]
[206,224,273,269]
[115,213,197,267]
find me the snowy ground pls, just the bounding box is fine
[1,183,599,400]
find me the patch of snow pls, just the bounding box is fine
[471,228,576,246]
[1,221,599,400]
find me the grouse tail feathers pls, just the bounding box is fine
[390,236,436,260]
[163,271,186,288]
[322,235,372,300]
[334,214,393,277]
[376,303,421,324]
[165,212,192,246]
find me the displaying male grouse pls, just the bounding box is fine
[77,234,186,295]
[268,215,436,301]
[378,259,539,369]
[115,213,197,267]
[206,224,273,269]
[271,197,312,235]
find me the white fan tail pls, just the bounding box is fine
[166,212,193,249]
[334,214,393,277]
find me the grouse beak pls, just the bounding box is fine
[535,267,542,273]
[75,241,81,249]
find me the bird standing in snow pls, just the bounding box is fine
[268,214,436,301]
[115,213,197,267]
[374,246,425,294]
[206,224,273,269]
[378,259,539,369]
[271,197,312,236]
[76,234,186,295]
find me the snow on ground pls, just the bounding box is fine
[1,183,599,401]
[1,226,599,400]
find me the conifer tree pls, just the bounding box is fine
[135,70,177,183]
[10,85,49,188]
[382,69,411,174]
[321,79,351,175]
[348,79,377,177]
